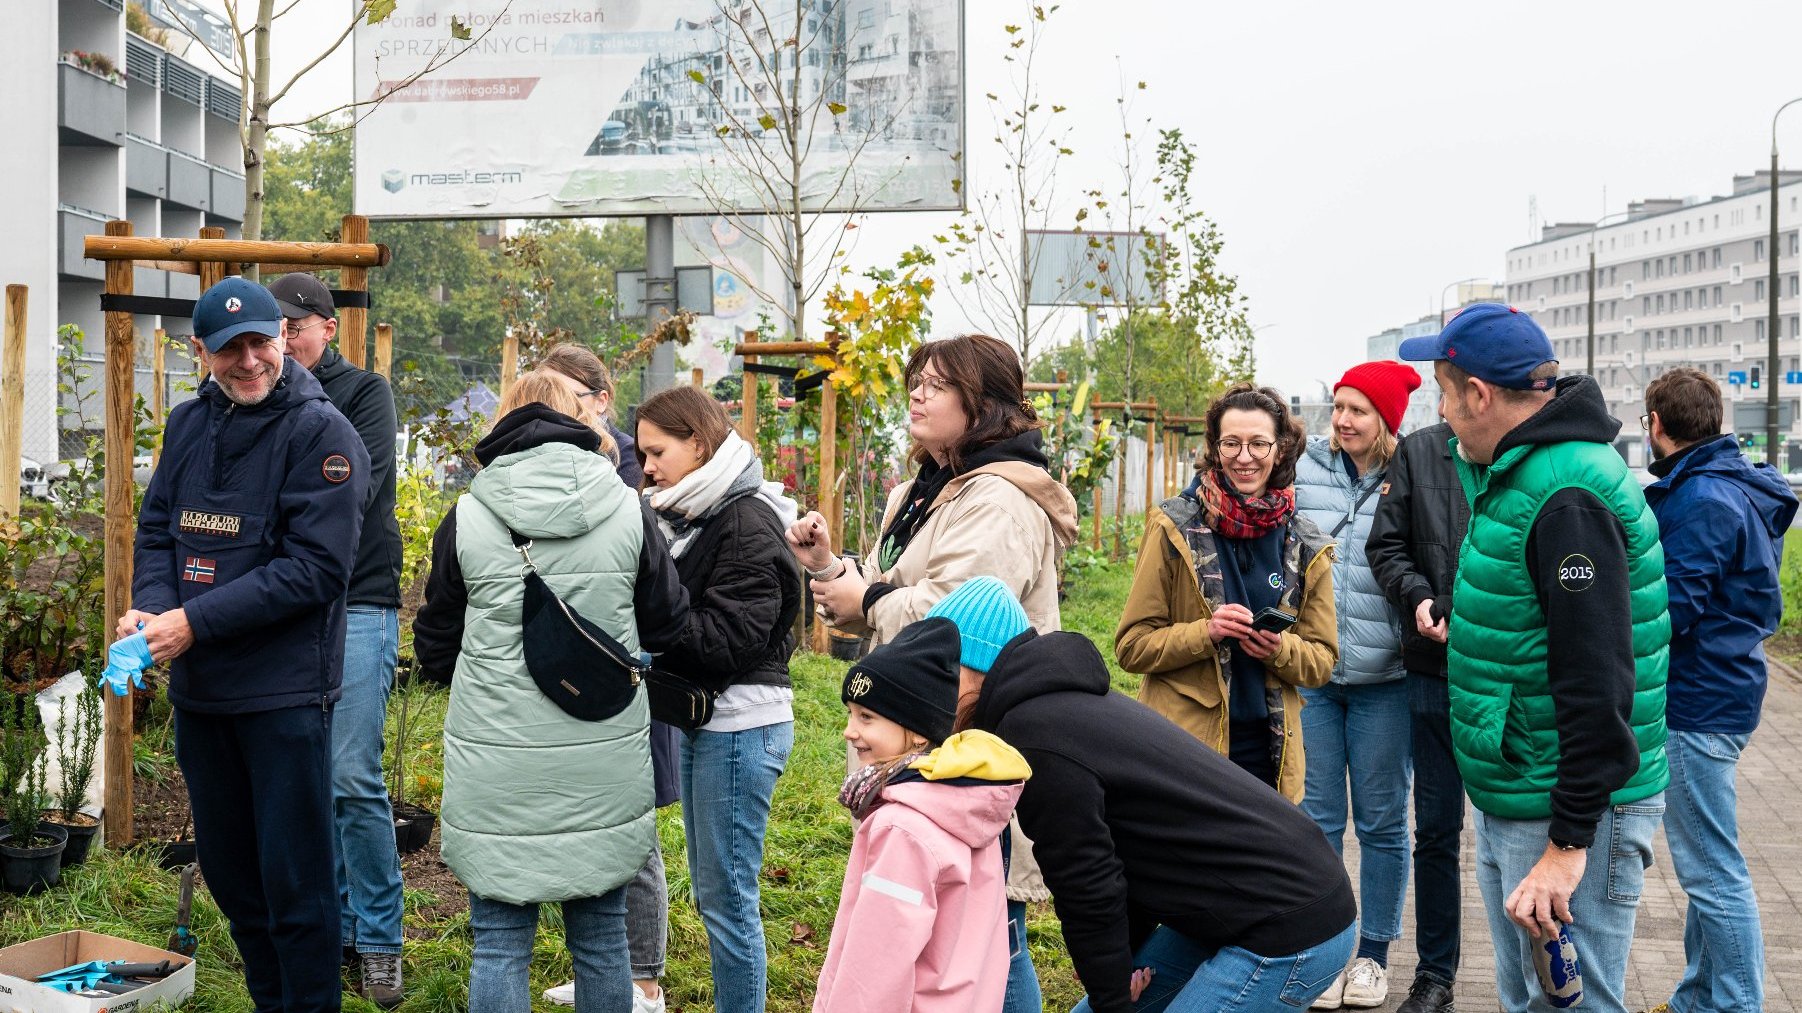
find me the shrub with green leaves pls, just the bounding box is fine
[54,684,102,816]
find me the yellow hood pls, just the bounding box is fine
[908,729,1032,783]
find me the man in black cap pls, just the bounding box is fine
[122,277,368,1013]
[267,272,406,1007]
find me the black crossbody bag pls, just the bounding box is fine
[509,528,716,728]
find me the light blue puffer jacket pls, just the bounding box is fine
[1294,435,1405,685]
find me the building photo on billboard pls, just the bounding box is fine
[353,0,965,220]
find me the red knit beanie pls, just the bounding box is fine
[1333,361,1422,435]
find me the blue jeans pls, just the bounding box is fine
[1665,731,1763,1013]
[1072,922,1357,1012]
[468,888,631,1013]
[1409,672,1465,985]
[1004,901,1043,1013]
[680,722,792,1013]
[1474,796,1664,1013]
[333,606,404,955]
[1299,679,1412,943]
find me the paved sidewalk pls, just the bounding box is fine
[1341,661,1802,1011]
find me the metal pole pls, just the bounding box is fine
[645,215,676,396]
[1587,245,1596,377]
[1770,135,1788,466]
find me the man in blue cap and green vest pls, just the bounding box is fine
[1399,303,1668,1013]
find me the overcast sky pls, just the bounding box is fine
[262,0,1802,397]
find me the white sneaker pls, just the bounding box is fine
[633,985,666,1013]
[543,981,664,1011]
[1311,969,1347,1010]
[1341,957,1389,1008]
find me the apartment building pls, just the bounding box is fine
[1504,171,1802,468]
[0,0,244,462]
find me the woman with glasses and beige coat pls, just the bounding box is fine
[784,332,1078,1013]
[1115,382,1339,802]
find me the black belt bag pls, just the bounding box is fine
[510,529,645,722]
[645,669,716,730]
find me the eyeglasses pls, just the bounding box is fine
[910,374,953,401]
[1639,413,1652,431]
[285,318,329,336]
[1216,438,1276,460]
[578,388,609,403]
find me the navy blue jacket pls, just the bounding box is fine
[1645,434,1798,733]
[132,359,370,714]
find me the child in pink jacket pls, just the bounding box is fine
[814,617,1031,1013]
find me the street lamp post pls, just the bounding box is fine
[1769,98,1802,467]
[1586,211,1634,379]
[1439,276,1487,323]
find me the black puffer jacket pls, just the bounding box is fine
[1366,422,1469,676]
[659,493,802,693]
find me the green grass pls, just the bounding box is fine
[0,559,1140,1011]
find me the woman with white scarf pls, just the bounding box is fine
[635,385,803,1013]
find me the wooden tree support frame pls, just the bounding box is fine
[82,215,391,848]
[731,332,844,654]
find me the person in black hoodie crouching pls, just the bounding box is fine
[925,577,1356,1013]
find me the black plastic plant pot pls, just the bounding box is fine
[393,803,437,854]
[827,629,868,662]
[158,838,198,872]
[42,810,102,868]
[0,822,70,894]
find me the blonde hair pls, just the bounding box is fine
[488,369,620,461]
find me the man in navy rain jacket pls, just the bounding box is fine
[1642,367,1797,1013]
[122,277,369,1013]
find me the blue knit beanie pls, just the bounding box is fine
[925,576,1031,673]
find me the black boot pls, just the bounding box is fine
[1395,976,1455,1013]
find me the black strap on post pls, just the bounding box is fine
[329,289,371,309]
[793,371,829,395]
[99,294,199,317]
[743,362,800,379]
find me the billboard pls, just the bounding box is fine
[1024,229,1162,307]
[353,0,964,219]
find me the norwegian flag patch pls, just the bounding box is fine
[182,556,216,584]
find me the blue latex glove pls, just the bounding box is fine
[99,632,153,697]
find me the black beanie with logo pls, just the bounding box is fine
[841,617,962,744]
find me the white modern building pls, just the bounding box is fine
[0,0,244,464]
[1504,171,1802,468]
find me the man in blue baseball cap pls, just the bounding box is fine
[1398,303,1669,1013]
[121,275,369,1012]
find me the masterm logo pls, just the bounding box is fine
[407,168,524,186]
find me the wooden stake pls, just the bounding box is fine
[373,323,393,380]
[738,330,759,447]
[813,375,838,656]
[691,366,705,388]
[150,328,166,474]
[0,286,26,524]
[197,226,226,290]
[499,332,519,402]
[339,215,370,369]
[101,220,136,848]
[1144,401,1159,518]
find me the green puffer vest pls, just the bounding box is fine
[1448,436,1669,820]
[440,441,656,905]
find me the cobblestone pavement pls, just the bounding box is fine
[1339,661,1802,1012]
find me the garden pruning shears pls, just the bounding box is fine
[168,862,199,957]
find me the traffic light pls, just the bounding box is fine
[1751,366,1762,389]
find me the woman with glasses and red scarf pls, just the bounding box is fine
[1115,382,1340,800]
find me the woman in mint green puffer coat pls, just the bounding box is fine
[412,372,691,1013]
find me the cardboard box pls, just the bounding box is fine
[0,931,194,1013]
